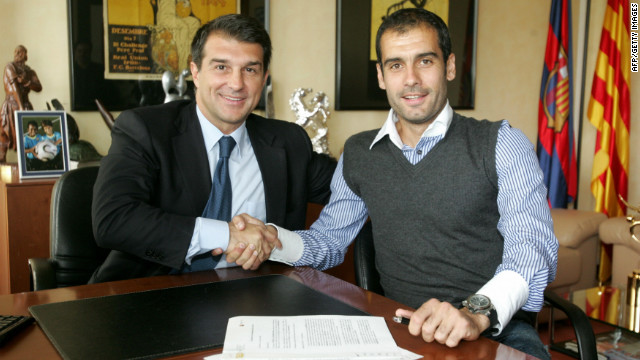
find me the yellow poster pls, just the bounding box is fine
[369,0,449,61]
[105,0,237,80]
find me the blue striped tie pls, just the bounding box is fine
[202,136,236,221]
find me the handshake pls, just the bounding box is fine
[214,214,282,270]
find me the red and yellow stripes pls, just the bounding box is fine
[588,0,631,282]
[589,0,631,217]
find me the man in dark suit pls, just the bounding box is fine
[89,14,335,283]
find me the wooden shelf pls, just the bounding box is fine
[0,164,55,294]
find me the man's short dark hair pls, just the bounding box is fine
[27,120,37,129]
[375,8,452,66]
[190,14,271,71]
[41,119,53,127]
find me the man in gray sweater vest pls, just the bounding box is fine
[231,8,557,360]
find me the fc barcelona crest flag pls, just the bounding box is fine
[536,0,578,208]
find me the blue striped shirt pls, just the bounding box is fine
[292,107,558,312]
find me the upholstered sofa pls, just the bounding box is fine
[599,216,640,288]
[535,208,605,324]
[547,208,606,294]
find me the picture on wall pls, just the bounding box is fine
[103,0,237,81]
[68,0,269,111]
[14,111,70,179]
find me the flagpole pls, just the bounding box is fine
[574,0,591,209]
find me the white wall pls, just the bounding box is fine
[1,0,638,212]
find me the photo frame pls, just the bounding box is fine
[15,111,71,179]
[336,0,477,110]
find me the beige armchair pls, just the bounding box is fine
[599,216,640,288]
[534,209,605,326]
[547,208,607,294]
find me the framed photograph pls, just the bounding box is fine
[336,0,477,110]
[14,111,71,179]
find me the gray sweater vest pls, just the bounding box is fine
[343,113,504,308]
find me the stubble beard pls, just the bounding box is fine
[393,89,439,125]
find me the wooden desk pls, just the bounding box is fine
[0,263,535,359]
[0,164,55,294]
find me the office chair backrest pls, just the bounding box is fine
[49,165,108,287]
[353,221,384,295]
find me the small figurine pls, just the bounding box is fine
[162,69,190,103]
[1,45,42,163]
[290,88,330,155]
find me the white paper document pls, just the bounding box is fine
[206,315,422,360]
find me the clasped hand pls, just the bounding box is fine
[396,299,490,347]
[211,214,280,270]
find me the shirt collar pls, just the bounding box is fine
[370,100,453,149]
[196,105,249,157]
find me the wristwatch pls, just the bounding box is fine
[462,294,499,329]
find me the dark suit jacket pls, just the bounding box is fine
[89,100,335,283]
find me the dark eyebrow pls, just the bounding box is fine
[208,58,228,65]
[244,61,263,68]
[417,52,439,60]
[382,57,402,67]
[382,51,439,67]
[207,58,263,68]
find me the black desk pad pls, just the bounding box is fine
[29,274,368,360]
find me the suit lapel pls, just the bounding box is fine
[246,115,287,225]
[172,104,211,214]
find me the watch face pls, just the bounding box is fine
[469,294,491,310]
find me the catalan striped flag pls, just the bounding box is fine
[536,0,577,209]
[588,0,631,283]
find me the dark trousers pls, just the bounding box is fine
[487,319,550,360]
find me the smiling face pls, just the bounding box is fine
[376,25,455,127]
[42,123,54,136]
[27,124,37,137]
[191,33,268,134]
